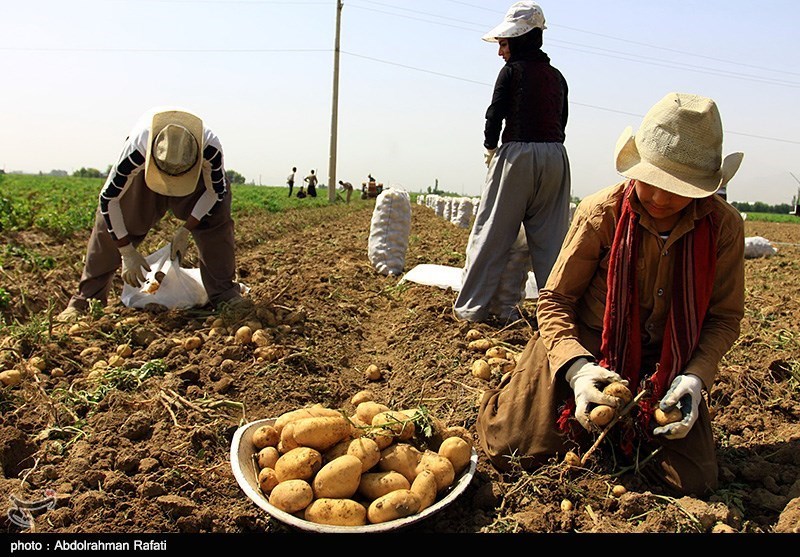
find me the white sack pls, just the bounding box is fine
[368,187,412,276]
[744,236,778,259]
[121,245,209,309]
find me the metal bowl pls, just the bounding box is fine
[230,418,477,533]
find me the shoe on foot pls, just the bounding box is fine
[56,306,85,323]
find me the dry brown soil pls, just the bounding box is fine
[1,199,799,536]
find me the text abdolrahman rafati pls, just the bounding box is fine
[10,538,167,552]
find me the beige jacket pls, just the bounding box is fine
[537,180,745,390]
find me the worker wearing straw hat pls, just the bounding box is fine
[477,92,745,497]
[58,107,248,321]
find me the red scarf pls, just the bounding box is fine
[558,181,718,445]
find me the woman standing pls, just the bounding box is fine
[455,1,571,324]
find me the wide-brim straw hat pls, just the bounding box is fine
[614,92,744,199]
[144,110,203,197]
[482,1,546,43]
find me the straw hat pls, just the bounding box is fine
[144,110,203,196]
[614,92,743,198]
[482,1,546,43]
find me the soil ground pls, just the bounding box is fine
[1,198,799,537]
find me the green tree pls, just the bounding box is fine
[72,167,105,178]
[226,170,246,184]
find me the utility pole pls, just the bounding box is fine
[327,0,343,204]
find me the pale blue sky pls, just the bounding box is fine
[2,0,798,204]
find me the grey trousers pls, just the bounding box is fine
[67,174,240,310]
[454,141,571,322]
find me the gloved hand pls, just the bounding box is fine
[170,226,191,263]
[484,148,496,167]
[565,358,628,431]
[119,243,150,287]
[653,373,703,440]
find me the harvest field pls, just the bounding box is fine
[1,175,799,535]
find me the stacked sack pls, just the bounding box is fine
[368,187,412,276]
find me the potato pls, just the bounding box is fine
[603,382,633,405]
[350,389,374,406]
[274,405,343,434]
[278,422,300,453]
[303,498,367,526]
[441,426,472,445]
[323,437,354,462]
[358,471,411,501]
[252,424,280,449]
[410,469,438,512]
[257,446,280,470]
[415,450,455,492]
[312,455,363,499]
[290,415,351,452]
[471,359,491,380]
[274,446,323,482]
[465,329,483,342]
[258,467,279,494]
[345,437,381,472]
[468,339,493,352]
[378,443,423,483]
[589,404,615,427]
[355,401,390,425]
[372,410,415,441]
[367,489,421,524]
[365,428,395,451]
[485,346,507,359]
[438,436,472,476]
[654,407,683,426]
[234,325,253,344]
[563,450,581,467]
[269,479,314,513]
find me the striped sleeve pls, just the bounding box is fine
[99,134,147,240]
[190,130,228,221]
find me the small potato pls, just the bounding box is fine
[234,325,253,345]
[252,425,280,449]
[372,411,415,441]
[367,489,421,524]
[257,446,280,470]
[563,450,581,467]
[438,436,472,476]
[323,438,354,462]
[269,479,314,514]
[0,369,23,387]
[468,339,493,352]
[415,450,455,492]
[589,404,615,427]
[471,359,491,380]
[358,470,411,501]
[365,428,395,451]
[485,346,507,360]
[654,407,683,426]
[278,422,300,453]
[312,455,363,499]
[274,446,323,482]
[345,437,381,472]
[303,498,367,526]
[442,426,472,445]
[378,443,423,483]
[258,467,279,494]
[356,401,391,425]
[465,329,483,342]
[410,469,438,512]
[603,382,633,405]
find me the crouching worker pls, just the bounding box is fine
[476,92,745,497]
[58,107,249,321]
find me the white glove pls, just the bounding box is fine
[565,358,628,431]
[653,374,703,440]
[484,148,496,167]
[170,226,191,262]
[119,243,151,287]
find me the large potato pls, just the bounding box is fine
[367,489,421,524]
[269,479,314,513]
[378,443,422,483]
[438,436,472,476]
[355,401,390,425]
[415,450,455,492]
[274,405,343,434]
[303,498,367,526]
[291,415,352,452]
[372,411,415,442]
[410,469,438,512]
[312,455,363,499]
[358,470,411,501]
[274,446,323,482]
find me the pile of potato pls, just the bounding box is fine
[250,398,474,527]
